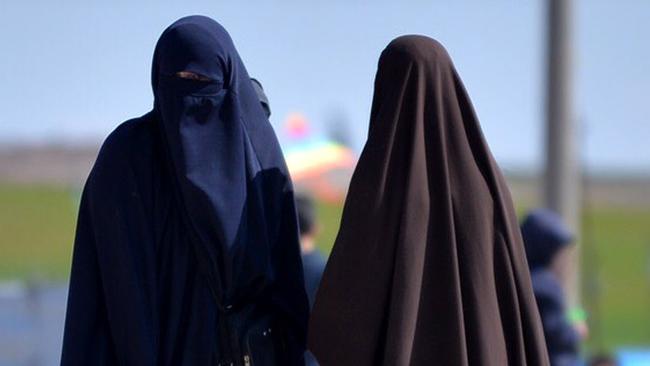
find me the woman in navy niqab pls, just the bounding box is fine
[61,16,309,365]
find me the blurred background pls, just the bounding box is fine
[0,1,648,365]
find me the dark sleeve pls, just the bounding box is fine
[61,123,157,365]
[271,190,310,366]
[60,183,118,365]
[534,278,580,356]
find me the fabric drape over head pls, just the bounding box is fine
[151,15,292,308]
[61,15,308,365]
[308,35,549,366]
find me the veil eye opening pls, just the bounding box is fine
[175,71,213,82]
[158,72,224,97]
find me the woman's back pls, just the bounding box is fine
[308,35,549,366]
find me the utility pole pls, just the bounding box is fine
[545,0,580,306]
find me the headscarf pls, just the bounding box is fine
[152,16,297,307]
[308,35,549,366]
[521,209,574,270]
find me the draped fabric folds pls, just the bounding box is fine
[61,16,308,365]
[308,36,549,366]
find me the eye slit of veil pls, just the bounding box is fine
[175,71,213,82]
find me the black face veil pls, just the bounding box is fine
[152,16,292,306]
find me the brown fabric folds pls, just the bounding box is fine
[308,35,549,366]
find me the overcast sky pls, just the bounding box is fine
[0,0,648,171]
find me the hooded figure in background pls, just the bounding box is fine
[61,16,308,366]
[308,36,549,366]
[521,209,582,366]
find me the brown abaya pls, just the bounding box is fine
[308,36,549,366]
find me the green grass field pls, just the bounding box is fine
[1,183,648,350]
[580,207,650,350]
[0,183,77,280]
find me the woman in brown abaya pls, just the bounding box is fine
[308,36,550,366]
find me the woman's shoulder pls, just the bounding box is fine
[90,113,159,181]
[101,113,157,157]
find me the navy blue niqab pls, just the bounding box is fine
[521,208,574,269]
[61,16,308,365]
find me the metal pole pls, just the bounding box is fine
[545,0,581,306]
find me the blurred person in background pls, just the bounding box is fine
[250,74,326,314]
[61,16,308,365]
[253,74,324,366]
[295,194,327,366]
[308,35,549,366]
[521,209,588,366]
[295,194,327,309]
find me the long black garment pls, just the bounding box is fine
[309,36,549,365]
[61,16,308,365]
